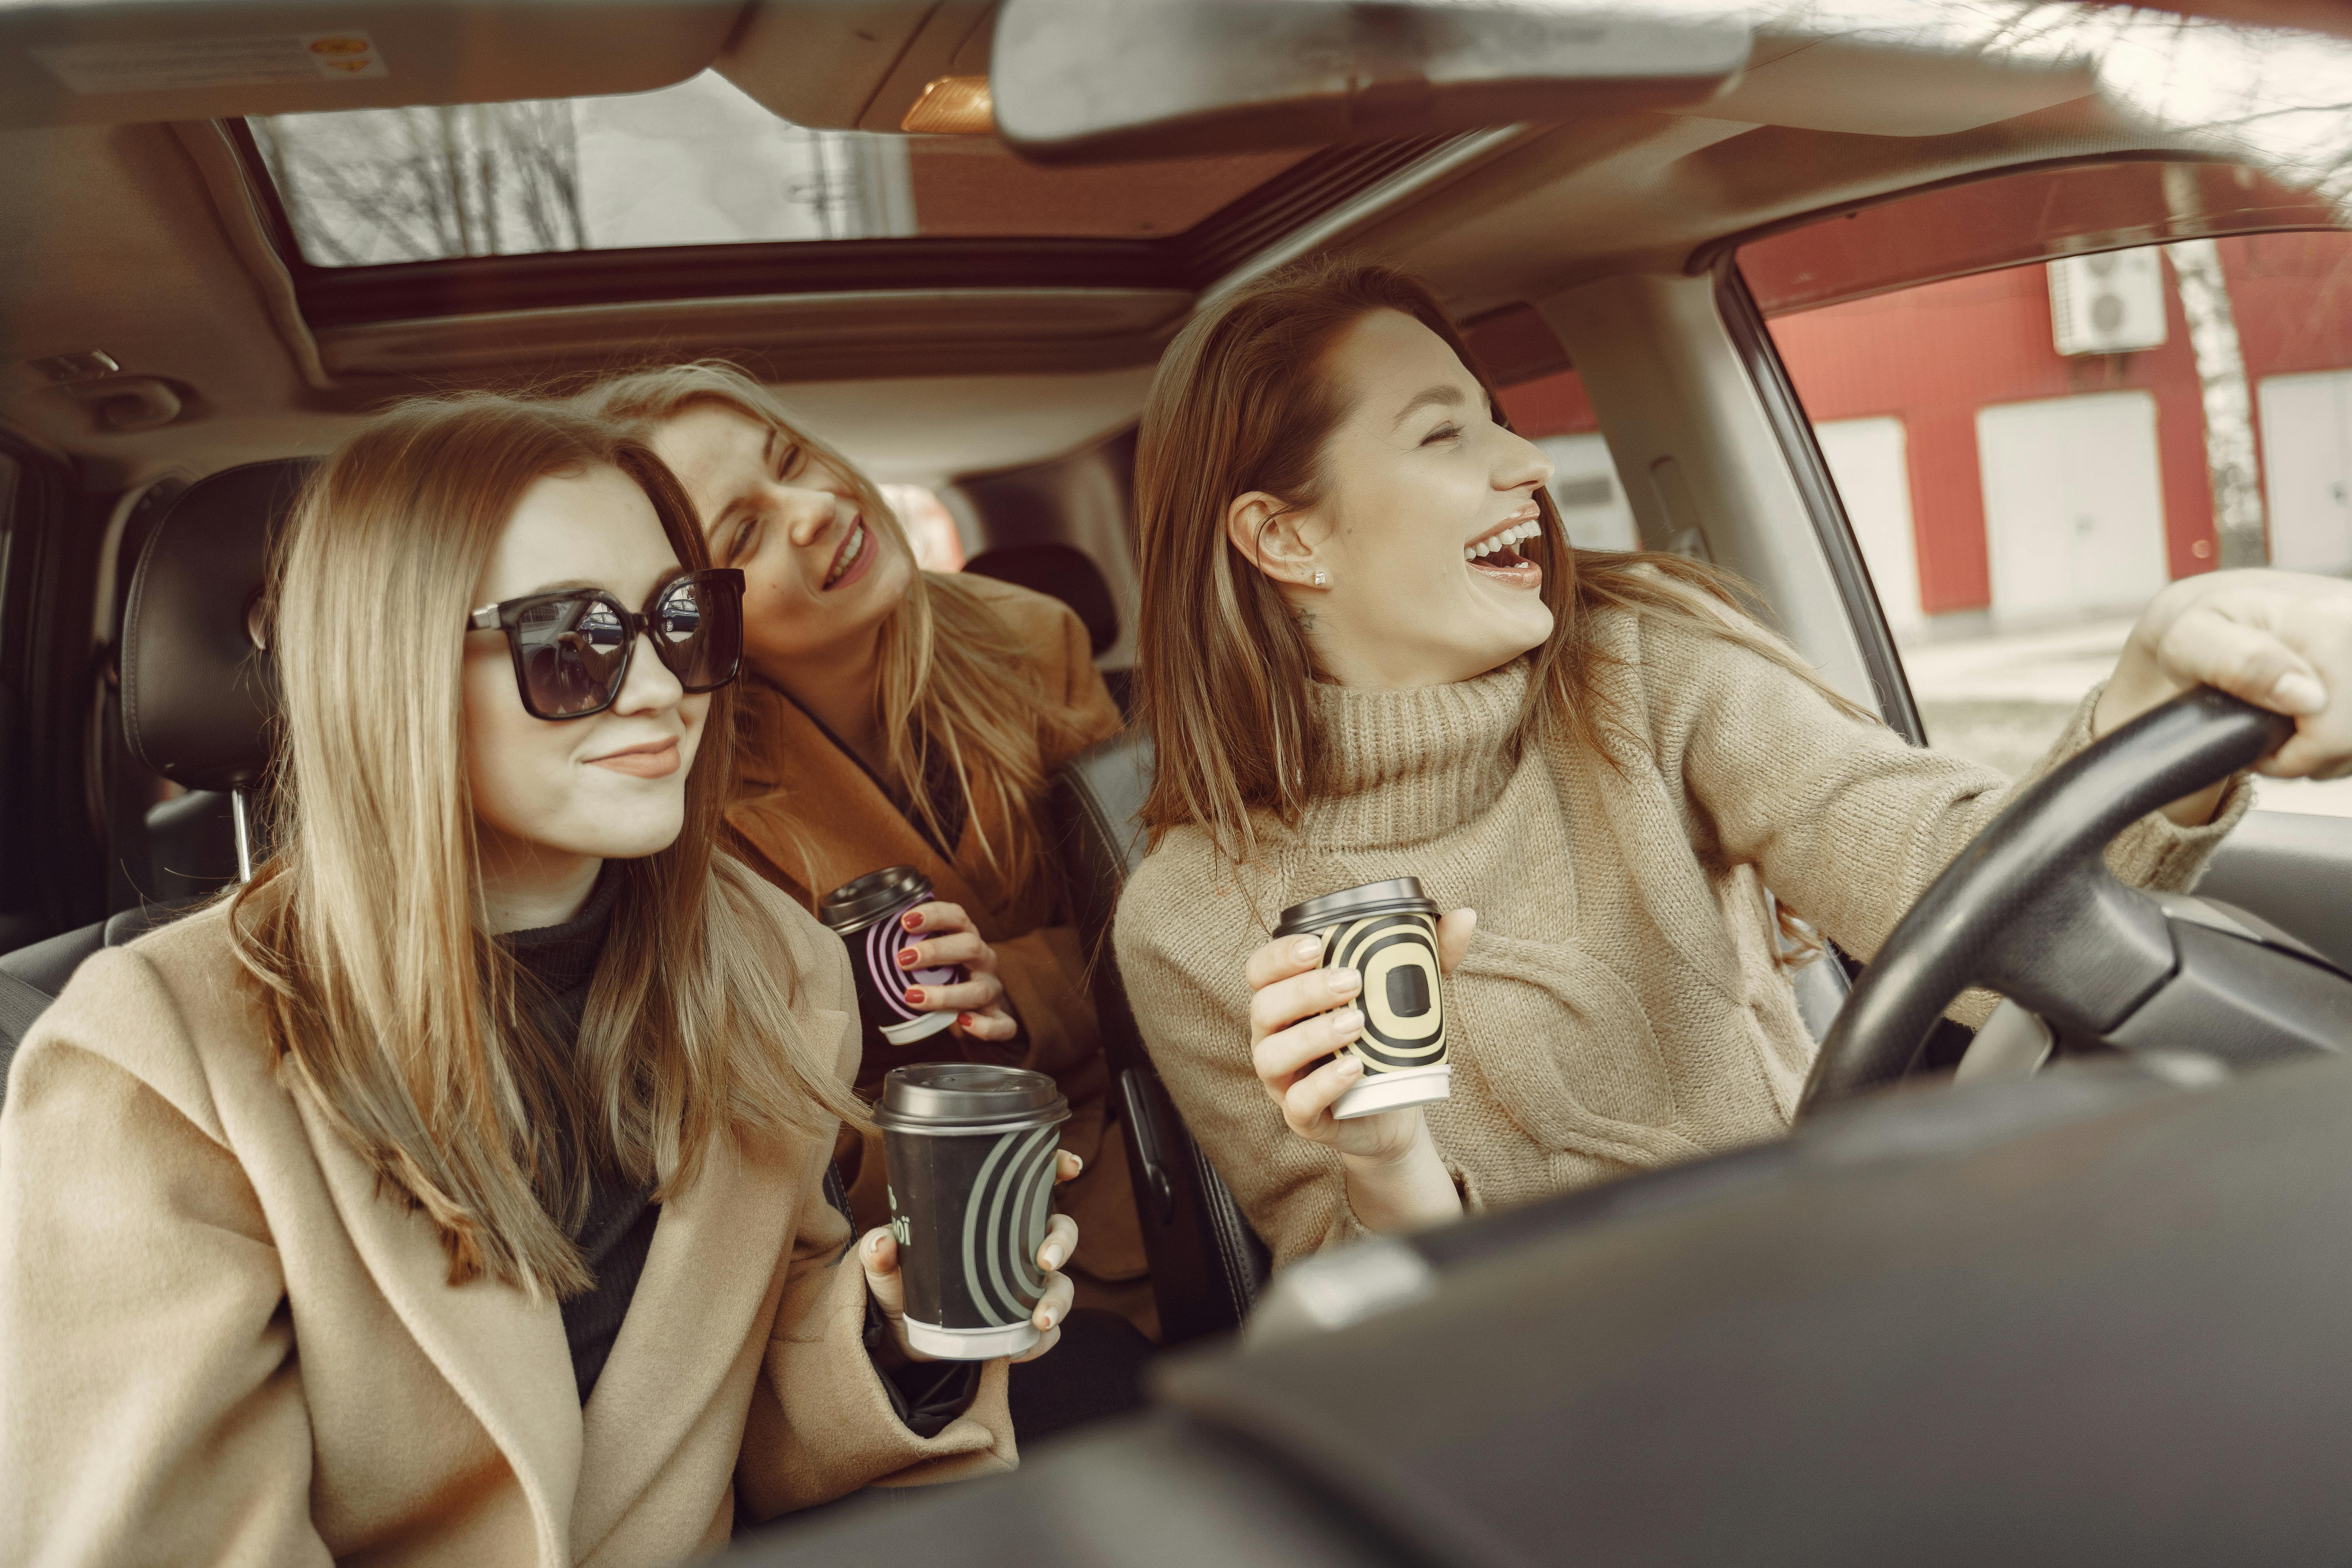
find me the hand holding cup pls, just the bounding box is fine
[1245,905,1475,1159]
[859,1147,1083,1366]
[895,900,1018,1043]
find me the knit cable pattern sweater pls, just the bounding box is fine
[1114,606,2250,1265]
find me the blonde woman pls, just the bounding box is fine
[0,397,1082,1564]
[581,366,1154,1362]
[1114,256,2352,1266]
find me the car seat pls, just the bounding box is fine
[1051,731,1272,1344]
[962,543,1134,717]
[0,459,308,1094]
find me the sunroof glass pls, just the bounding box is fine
[248,68,1313,268]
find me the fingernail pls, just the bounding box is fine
[1292,935,1321,962]
[1338,1056,1363,1079]
[2272,671,2327,713]
[1332,1007,1364,1036]
[902,911,924,931]
[1068,1154,1083,1172]
[904,987,923,1005]
[1041,1247,1065,1270]
[959,1012,976,1027]
[897,947,920,968]
[1329,966,1360,995]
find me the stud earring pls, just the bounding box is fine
[1311,569,1328,587]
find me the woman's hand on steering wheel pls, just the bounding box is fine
[2098,570,2352,816]
[895,900,1018,1043]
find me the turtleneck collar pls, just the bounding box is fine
[499,861,622,995]
[1303,657,1532,849]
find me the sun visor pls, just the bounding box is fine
[0,1,742,129]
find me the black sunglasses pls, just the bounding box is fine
[465,568,746,721]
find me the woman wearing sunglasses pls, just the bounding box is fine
[0,396,1081,1563]
[581,365,1155,1362]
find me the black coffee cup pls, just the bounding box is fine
[818,866,969,1051]
[875,1063,1072,1359]
[1272,877,1449,1120]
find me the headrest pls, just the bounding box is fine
[962,543,1120,656]
[121,459,314,792]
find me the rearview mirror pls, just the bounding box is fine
[991,0,1752,165]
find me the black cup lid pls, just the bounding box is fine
[818,865,934,933]
[874,1063,1071,1131]
[1273,876,1439,936]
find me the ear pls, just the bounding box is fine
[1224,491,1327,589]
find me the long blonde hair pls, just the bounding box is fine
[579,362,1082,893]
[1134,255,1873,864]
[231,395,865,1298]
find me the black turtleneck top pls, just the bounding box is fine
[499,869,653,1404]
[499,871,979,1432]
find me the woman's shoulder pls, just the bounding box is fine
[715,854,855,1004]
[13,897,272,1146]
[939,574,1095,682]
[1115,830,1272,973]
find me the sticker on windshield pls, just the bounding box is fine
[36,33,389,94]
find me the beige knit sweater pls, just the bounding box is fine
[1114,605,2250,1265]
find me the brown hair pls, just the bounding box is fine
[578,362,1084,895]
[231,394,865,1298]
[1134,255,1869,862]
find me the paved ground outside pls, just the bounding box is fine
[1899,616,2352,819]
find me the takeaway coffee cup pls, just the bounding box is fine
[818,866,968,1049]
[875,1063,1072,1360]
[1272,877,1450,1120]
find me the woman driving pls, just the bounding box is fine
[1114,256,2352,1267]
[0,397,1080,1562]
[579,365,1154,1374]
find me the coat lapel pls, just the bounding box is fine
[294,1087,581,1568]
[566,1017,844,1558]
[731,683,968,904]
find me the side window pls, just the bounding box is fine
[1496,368,1641,552]
[1742,161,2352,811]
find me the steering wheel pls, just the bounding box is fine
[1799,687,2314,1115]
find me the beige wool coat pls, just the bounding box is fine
[0,874,1015,1567]
[1115,604,2250,1266]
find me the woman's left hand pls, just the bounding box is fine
[858,1149,1083,1365]
[896,900,1019,1043]
[2097,569,2352,821]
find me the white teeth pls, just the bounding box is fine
[1465,517,1541,562]
[826,523,864,586]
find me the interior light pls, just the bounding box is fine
[901,75,995,135]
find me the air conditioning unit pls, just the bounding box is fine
[2047,249,2169,356]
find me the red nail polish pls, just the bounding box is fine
[905,987,923,1006]
[898,948,920,967]
[959,1013,976,1027]
[902,911,923,931]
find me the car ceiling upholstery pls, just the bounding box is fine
[0,0,2212,492]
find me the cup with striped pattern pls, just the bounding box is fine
[818,865,967,1052]
[874,1063,1072,1359]
[1273,877,1450,1121]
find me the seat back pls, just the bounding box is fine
[0,459,309,1100]
[1051,729,1270,1344]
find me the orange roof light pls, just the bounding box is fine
[901,75,995,135]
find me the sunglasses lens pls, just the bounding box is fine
[514,595,630,717]
[651,573,744,691]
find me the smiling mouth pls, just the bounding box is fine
[1465,511,1543,576]
[588,740,681,779]
[822,517,868,590]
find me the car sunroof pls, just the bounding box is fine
[247,69,1315,268]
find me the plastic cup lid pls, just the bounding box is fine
[873,1062,1071,1131]
[818,865,933,933]
[1274,877,1438,936]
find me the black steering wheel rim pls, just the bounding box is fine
[1798,687,2291,1115]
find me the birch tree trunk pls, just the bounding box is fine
[2162,169,2268,568]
